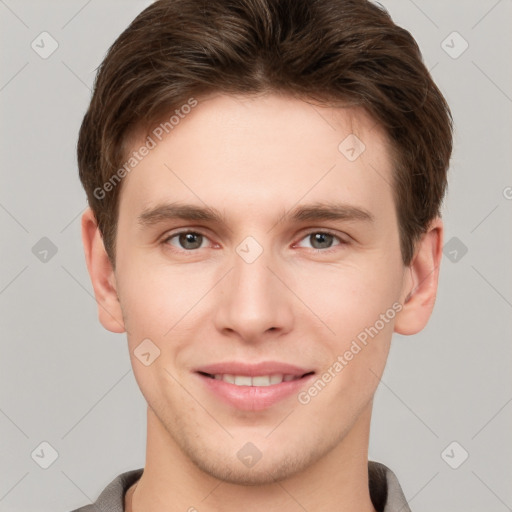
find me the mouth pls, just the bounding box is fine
[198,371,314,386]
[194,362,316,411]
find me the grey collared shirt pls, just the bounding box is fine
[70,460,411,512]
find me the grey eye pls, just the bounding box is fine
[167,232,205,250]
[309,233,335,249]
[297,232,342,250]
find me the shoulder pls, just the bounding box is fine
[368,460,411,512]
[69,468,143,512]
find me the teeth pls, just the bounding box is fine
[270,374,283,385]
[212,374,301,386]
[234,375,252,386]
[252,375,271,386]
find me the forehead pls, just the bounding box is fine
[117,93,395,225]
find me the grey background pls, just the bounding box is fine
[1,0,511,510]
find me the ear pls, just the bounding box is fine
[394,217,443,335]
[81,207,126,333]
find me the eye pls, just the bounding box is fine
[295,231,346,252]
[161,229,348,253]
[162,231,211,251]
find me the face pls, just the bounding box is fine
[88,93,421,484]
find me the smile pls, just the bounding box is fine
[200,372,312,386]
[194,362,316,411]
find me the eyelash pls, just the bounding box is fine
[160,229,348,254]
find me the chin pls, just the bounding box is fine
[182,438,326,486]
[194,456,306,486]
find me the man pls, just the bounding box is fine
[74,0,452,510]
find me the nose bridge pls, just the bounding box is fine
[215,237,292,339]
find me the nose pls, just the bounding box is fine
[213,244,294,344]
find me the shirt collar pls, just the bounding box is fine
[81,460,410,512]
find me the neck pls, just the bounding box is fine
[128,405,377,512]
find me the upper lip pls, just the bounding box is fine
[195,361,314,377]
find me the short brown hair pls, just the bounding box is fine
[77,0,452,268]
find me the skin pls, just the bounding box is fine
[82,93,443,512]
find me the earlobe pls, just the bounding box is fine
[81,207,126,334]
[394,217,444,336]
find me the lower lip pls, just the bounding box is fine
[197,373,315,411]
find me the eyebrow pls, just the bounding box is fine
[136,201,375,228]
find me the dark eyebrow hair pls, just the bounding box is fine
[136,201,375,228]
[285,202,374,223]
[137,203,223,227]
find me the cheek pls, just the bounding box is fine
[292,256,402,340]
[118,259,220,393]
[118,257,209,336]
[128,351,190,428]
[300,302,396,418]
[321,258,403,395]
